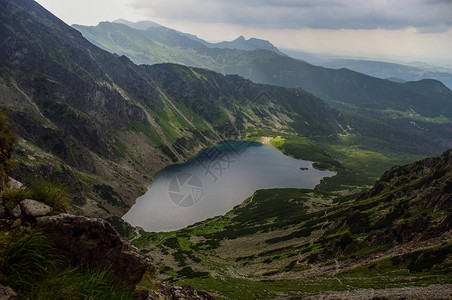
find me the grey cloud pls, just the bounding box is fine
[130,0,452,31]
[424,0,452,4]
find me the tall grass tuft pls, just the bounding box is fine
[30,181,69,212]
[29,268,136,300]
[0,232,136,299]
[2,184,31,209]
[0,232,63,289]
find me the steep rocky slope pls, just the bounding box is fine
[0,0,346,218]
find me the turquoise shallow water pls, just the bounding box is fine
[122,141,335,232]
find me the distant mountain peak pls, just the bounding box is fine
[112,19,161,30]
[211,35,283,54]
[74,20,284,55]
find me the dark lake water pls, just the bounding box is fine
[122,141,335,232]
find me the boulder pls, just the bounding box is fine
[0,205,5,218]
[10,218,21,228]
[36,214,150,288]
[10,205,21,218]
[20,199,53,217]
[0,284,18,300]
[7,177,23,189]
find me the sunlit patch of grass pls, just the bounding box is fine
[380,108,452,124]
[270,136,285,148]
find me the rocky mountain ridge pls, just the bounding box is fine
[73,20,452,121]
[74,18,452,156]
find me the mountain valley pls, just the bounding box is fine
[0,0,451,299]
[1,0,348,218]
[129,149,452,298]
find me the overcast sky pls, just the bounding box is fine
[35,0,452,66]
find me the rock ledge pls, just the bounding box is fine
[36,214,150,288]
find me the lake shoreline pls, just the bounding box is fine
[122,141,335,232]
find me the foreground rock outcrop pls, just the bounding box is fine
[0,191,54,230]
[36,214,150,288]
[20,199,53,217]
[0,178,213,298]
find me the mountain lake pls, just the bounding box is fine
[122,141,335,231]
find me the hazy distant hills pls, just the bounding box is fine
[72,22,284,67]
[209,49,452,119]
[283,49,452,90]
[203,35,284,54]
[111,19,283,55]
[72,22,210,66]
[113,18,162,30]
[324,59,452,90]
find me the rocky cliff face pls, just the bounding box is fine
[309,149,452,263]
[368,148,452,205]
[0,0,347,218]
[36,214,150,288]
